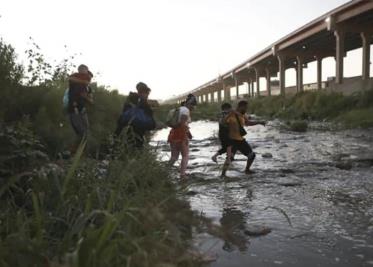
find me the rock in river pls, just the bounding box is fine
[262,153,273,158]
[244,225,272,237]
[335,161,352,170]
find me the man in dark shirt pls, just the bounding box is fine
[68,64,93,151]
[115,82,155,148]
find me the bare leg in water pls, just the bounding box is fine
[169,142,181,166]
[221,146,232,177]
[180,140,189,178]
[169,141,189,179]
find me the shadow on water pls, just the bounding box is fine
[151,120,373,267]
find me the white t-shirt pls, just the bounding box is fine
[179,106,191,125]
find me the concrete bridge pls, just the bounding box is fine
[165,0,373,104]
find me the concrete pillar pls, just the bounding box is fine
[335,29,345,84]
[255,68,260,97]
[223,83,230,101]
[265,69,271,96]
[278,55,286,95]
[296,56,304,92]
[217,88,222,103]
[226,87,231,101]
[251,81,255,97]
[316,56,322,90]
[210,91,214,103]
[361,32,371,80]
[247,80,251,98]
[235,77,239,99]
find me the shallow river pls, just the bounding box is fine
[151,120,373,267]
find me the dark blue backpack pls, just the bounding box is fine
[121,106,155,131]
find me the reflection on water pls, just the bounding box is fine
[151,120,373,267]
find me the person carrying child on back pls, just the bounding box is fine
[211,103,234,164]
[67,64,94,152]
[114,82,156,148]
[167,94,197,179]
[222,100,266,177]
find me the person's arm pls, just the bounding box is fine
[79,90,93,104]
[69,75,90,86]
[245,119,266,126]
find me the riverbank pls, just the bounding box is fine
[157,90,373,129]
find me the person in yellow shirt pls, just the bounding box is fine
[222,100,265,177]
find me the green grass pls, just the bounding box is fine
[0,125,206,267]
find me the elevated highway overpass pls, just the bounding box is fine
[165,0,373,104]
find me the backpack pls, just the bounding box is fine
[121,105,155,131]
[166,108,180,128]
[62,88,69,111]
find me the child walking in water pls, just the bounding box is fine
[211,103,234,163]
[168,94,197,179]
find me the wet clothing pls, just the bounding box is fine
[115,92,155,148]
[231,139,255,158]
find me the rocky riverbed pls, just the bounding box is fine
[151,120,373,267]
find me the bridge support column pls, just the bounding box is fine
[361,32,371,80]
[224,86,231,102]
[235,77,239,100]
[316,56,322,90]
[251,81,255,97]
[278,55,286,96]
[296,56,304,92]
[247,80,251,98]
[265,69,271,96]
[217,88,222,102]
[255,68,260,97]
[335,29,345,84]
[210,91,214,103]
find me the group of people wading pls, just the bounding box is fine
[65,64,265,179]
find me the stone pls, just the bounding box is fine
[335,161,352,170]
[262,153,273,158]
[244,225,271,237]
[186,191,198,196]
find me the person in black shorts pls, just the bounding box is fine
[222,100,265,176]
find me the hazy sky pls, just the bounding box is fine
[2,0,369,100]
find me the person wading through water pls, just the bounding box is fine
[115,82,156,148]
[168,94,197,179]
[67,64,93,153]
[222,100,266,177]
[211,102,234,164]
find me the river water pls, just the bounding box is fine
[151,120,373,267]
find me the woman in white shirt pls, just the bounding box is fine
[168,94,197,179]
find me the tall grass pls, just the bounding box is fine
[0,125,204,267]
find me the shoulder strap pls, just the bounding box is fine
[235,114,243,127]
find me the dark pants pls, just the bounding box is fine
[231,139,256,171]
[69,112,89,139]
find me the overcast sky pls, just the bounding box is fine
[2,0,370,100]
